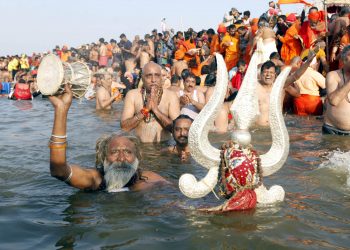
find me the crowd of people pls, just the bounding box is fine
[2,2,350,193]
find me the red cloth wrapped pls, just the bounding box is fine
[222,189,257,211]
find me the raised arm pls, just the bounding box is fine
[285,49,317,86]
[49,85,102,190]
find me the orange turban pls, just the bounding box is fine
[308,12,320,22]
[217,24,227,34]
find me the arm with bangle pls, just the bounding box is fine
[49,85,102,190]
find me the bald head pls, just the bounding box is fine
[142,62,162,90]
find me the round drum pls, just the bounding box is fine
[70,62,91,98]
[36,54,91,98]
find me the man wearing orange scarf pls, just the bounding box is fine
[221,25,240,71]
[278,15,303,65]
[299,11,326,49]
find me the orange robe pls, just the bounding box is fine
[279,21,302,65]
[293,94,323,116]
[339,33,350,68]
[299,21,326,49]
[221,34,240,71]
[210,34,220,55]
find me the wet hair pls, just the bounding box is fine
[95,133,141,170]
[172,114,194,131]
[201,65,211,75]
[234,20,243,25]
[204,73,216,86]
[243,11,250,17]
[99,38,105,43]
[171,74,180,84]
[341,45,350,61]
[183,72,196,81]
[260,60,276,74]
[181,69,190,80]
[188,57,198,69]
[269,52,280,60]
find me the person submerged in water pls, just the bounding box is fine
[48,85,167,192]
[163,114,193,161]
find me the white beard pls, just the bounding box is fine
[103,158,139,192]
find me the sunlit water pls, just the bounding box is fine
[0,98,349,249]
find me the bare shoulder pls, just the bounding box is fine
[326,70,341,85]
[142,170,167,182]
[126,88,141,98]
[163,88,178,100]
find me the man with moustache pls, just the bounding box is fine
[178,72,205,120]
[163,115,193,161]
[48,85,166,192]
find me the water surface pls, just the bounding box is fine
[0,98,349,249]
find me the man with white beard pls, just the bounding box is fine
[48,85,166,192]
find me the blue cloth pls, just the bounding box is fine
[1,82,11,94]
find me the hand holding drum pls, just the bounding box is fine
[37,54,91,98]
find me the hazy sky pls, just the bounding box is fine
[0,0,304,56]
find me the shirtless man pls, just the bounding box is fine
[121,62,180,143]
[178,72,205,120]
[256,61,278,126]
[89,45,99,71]
[163,115,193,161]
[250,19,277,61]
[48,85,166,192]
[323,45,350,135]
[139,41,152,69]
[98,38,108,67]
[171,51,188,77]
[96,74,121,110]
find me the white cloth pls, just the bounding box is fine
[179,89,199,120]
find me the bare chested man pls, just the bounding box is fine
[178,72,205,120]
[89,45,99,71]
[98,38,108,67]
[256,61,278,126]
[96,74,121,110]
[48,85,166,192]
[250,19,277,60]
[121,62,180,143]
[162,114,193,161]
[323,45,350,135]
[171,51,188,77]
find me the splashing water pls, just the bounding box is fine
[320,149,350,187]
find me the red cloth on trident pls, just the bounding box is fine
[222,189,257,211]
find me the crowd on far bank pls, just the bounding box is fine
[1,2,350,138]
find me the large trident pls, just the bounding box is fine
[179,53,291,207]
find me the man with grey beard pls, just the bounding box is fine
[48,85,166,192]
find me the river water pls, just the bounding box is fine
[0,98,349,249]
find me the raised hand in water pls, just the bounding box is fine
[48,84,73,112]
